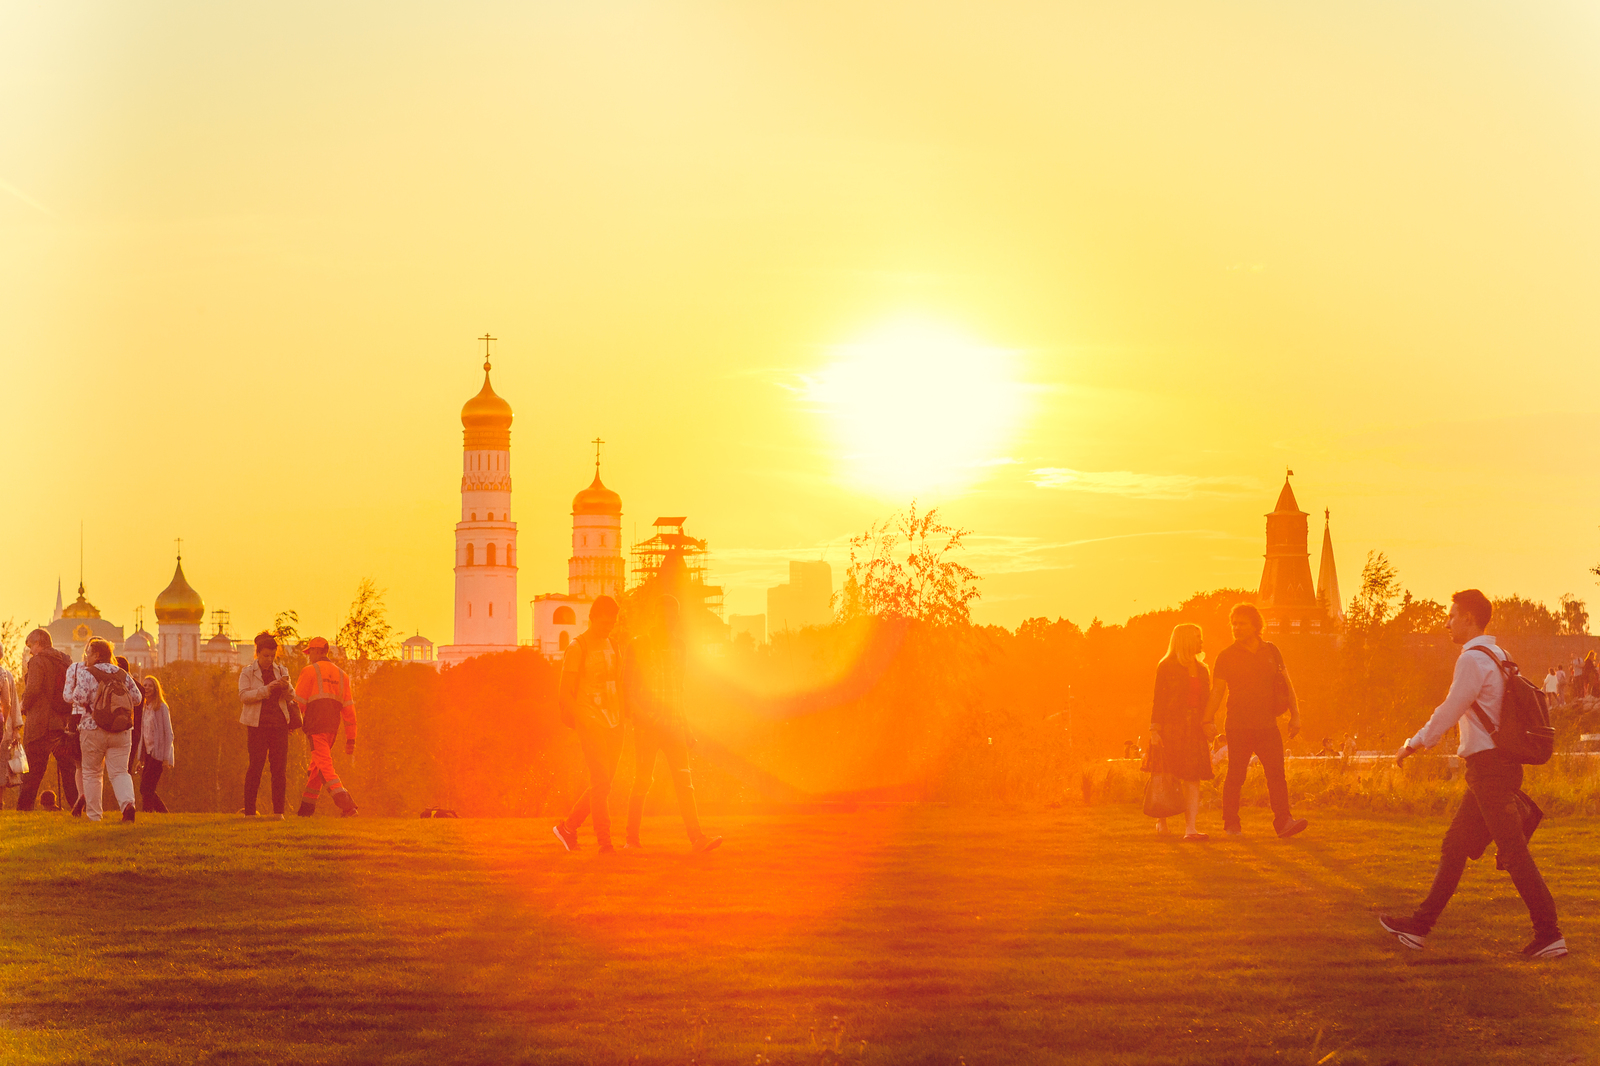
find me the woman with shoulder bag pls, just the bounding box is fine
[1147,623,1214,841]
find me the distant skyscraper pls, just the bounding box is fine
[767,560,833,634]
[440,346,519,665]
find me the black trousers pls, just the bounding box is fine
[1221,726,1293,830]
[16,733,81,811]
[244,726,289,815]
[140,755,169,812]
[1413,749,1559,938]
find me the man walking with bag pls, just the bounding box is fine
[1379,589,1565,958]
[1204,603,1309,839]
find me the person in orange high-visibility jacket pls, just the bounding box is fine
[293,637,358,817]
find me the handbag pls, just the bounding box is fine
[1143,771,1185,818]
[7,743,27,776]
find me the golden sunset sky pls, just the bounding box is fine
[3,2,1599,643]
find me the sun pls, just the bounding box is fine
[804,317,1029,499]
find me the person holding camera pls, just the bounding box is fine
[239,632,295,818]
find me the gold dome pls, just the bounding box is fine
[572,472,622,517]
[154,558,205,625]
[461,361,513,449]
[60,583,101,620]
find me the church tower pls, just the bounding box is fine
[1257,474,1326,636]
[440,343,519,665]
[568,443,624,600]
[1317,508,1344,631]
[154,554,205,664]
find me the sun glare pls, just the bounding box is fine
[805,318,1029,499]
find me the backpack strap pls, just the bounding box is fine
[1467,645,1506,736]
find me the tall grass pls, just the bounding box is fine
[1089,753,1600,817]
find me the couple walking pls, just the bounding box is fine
[551,595,721,854]
[1147,603,1309,841]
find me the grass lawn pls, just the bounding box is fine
[1,806,1596,1065]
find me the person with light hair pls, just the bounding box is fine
[1148,623,1214,840]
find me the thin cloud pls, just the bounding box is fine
[1030,467,1258,500]
[0,178,52,216]
[963,529,1247,575]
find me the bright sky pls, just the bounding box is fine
[4,2,1599,643]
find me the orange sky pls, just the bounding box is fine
[3,2,1599,643]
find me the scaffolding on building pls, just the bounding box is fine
[629,517,724,619]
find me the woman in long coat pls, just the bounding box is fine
[1148,623,1213,840]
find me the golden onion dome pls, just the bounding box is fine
[461,361,514,431]
[60,583,101,620]
[572,472,622,517]
[154,558,205,625]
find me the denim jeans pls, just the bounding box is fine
[1221,726,1292,830]
[562,715,623,847]
[1413,749,1560,938]
[628,716,704,845]
[79,727,135,821]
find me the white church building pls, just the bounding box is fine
[438,355,521,666]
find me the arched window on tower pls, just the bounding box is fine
[486,543,497,566]
[553,606,576,625]
[489,602,494,617]
[508,545,516,565]
[465,543,475,566]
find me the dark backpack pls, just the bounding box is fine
[1469,647,1555,765]
[89,666,137,733]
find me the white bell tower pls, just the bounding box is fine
[439,336,519,665]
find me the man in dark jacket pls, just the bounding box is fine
[16,629,80,811]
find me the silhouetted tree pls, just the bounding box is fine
[337,579,396,684]
[836,502,980,627]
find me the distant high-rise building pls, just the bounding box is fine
[767,560,833,634]
[440,347,519,665]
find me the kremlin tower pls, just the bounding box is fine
[1257,474,1341,637]
[440,347,519,665]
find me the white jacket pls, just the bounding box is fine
[238,659,293,727]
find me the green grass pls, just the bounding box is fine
[1,807,1597,1065]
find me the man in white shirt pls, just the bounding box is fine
[1378,589,1564,959]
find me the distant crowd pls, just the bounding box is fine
[0,628,358,820]
[2,587,1565,956]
